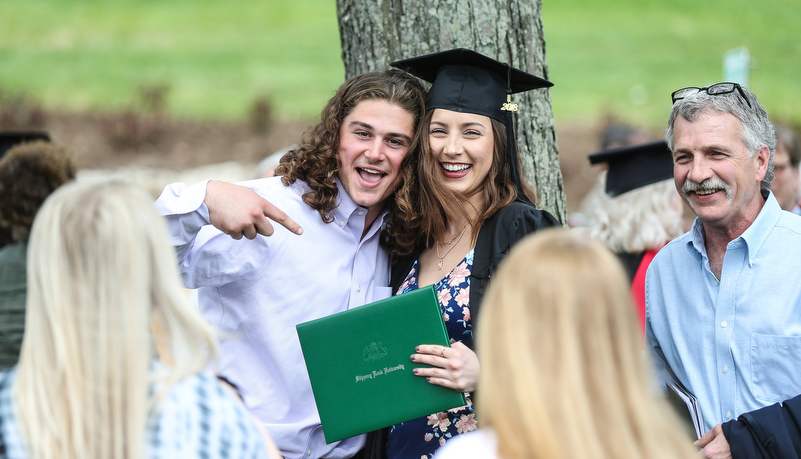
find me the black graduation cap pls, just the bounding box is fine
[390,48,552,122]
[391,48,552,205]
[588,140,674,197]
[0,131,51,159]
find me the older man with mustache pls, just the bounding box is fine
[645,83,801,459]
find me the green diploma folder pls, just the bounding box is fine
[296,285,467,443]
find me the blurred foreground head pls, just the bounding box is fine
[17,180,218,459]
[477,229,696,459]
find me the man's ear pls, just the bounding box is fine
[755,145,770,182]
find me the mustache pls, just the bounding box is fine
[682,178,732,199]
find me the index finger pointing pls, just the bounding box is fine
[261,201,303,236]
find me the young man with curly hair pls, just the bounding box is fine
[155,69,426,459]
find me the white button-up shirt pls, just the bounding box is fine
[155,177,392,459]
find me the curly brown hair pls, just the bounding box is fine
[275,69,427,223]
[382,110,536,257]
[0,141,76,243]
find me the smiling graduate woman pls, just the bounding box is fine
[364,48,561,459]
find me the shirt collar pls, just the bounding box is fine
[332,178,391,228]
[687,189,780,266]
[333,177,359,221]
[737,190,780,265]
[688,218,707,259]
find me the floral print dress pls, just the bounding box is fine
[385,250,477,459]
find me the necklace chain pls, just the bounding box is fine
[435,223,469,270]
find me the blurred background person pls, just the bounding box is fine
[0,180,278,459]
[769,123,801,214]
[584,140,684,331]
[435,229,697,459]
[0,132,52,249]
[0,138,75,370]
[568,121,651,228]
[599,120,651,151]
[252,145,296,179]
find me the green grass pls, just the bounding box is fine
[0,0,344,121]
[1,0,800,127]
[542,0,801,127]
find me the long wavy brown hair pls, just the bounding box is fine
[382,110,536,257]
[276,69,427,223]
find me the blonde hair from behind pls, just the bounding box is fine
[477,229,696,459]
[16,180,219,459]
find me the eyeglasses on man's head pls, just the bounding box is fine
[671,82,752,109]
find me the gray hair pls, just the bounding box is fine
[665,85,776,190]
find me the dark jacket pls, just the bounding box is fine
[722,395,801,458]
[363,202,560,459]
[0,242,28,370]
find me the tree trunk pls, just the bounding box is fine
[336,0,567,223]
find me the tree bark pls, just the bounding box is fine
[336,0,567,223]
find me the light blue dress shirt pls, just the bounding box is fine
[646,191,801,432]
[0,366,269,459]
[156,177,391,459]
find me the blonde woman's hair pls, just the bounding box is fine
[15,180,219,459]
[477,229,696,459]
[588,173,684,253]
